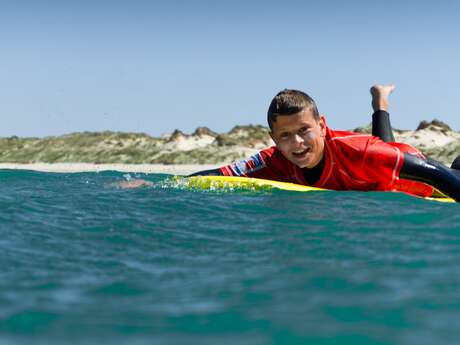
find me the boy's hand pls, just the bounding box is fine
[115,179,153,189]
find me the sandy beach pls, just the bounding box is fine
[0,163,219,176]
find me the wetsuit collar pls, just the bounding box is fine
[302,155,325,185]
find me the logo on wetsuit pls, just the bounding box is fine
[229,152,266,175]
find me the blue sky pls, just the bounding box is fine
[1,0,460,137]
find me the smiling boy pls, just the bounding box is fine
[192,85,460,201]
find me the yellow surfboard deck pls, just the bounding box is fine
[187,175,455,203]
[187,175,326,192]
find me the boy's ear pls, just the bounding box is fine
[319,115,326,137]
[269,130,276,143]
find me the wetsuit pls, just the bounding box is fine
[372,110,395,142]
[191,111,460,201]
[452,156,460,170]
[218,124,434,197]
[373,110,460,201]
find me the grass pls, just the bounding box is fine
[0,128,265,164]
[0,124,457,165]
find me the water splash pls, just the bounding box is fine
[155,176,273,193]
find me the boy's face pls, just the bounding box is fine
[270,109,326,169]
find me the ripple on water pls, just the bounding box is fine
[0,171,459,345]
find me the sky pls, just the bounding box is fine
[1,0,460,137]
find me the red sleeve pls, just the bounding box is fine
[362,137,405,186]
[219,147,287,181]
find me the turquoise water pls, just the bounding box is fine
[1,169,460,345]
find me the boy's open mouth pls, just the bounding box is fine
[292,148,311,157]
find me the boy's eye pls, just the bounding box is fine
[298,127,309,135]
[279,133,290,140]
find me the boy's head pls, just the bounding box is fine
[267,89,320,130]
[268,89,326,169]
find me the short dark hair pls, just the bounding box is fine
[267,89,320,130]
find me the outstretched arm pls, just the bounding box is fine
[400,153,460,202]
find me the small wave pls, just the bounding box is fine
[154,176,273,193]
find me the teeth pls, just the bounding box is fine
[293,148,309,155]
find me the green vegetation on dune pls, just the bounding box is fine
[0,132,162,164]
[0,127,261,164]
[422,141,460,166]
[216,125,270,147]
[0,122,458,165]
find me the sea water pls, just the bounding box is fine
[0,169,459,345]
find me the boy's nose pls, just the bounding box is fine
[293,133,304,144]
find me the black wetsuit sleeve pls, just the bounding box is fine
[400,153,460,202]
[372,110,395,143]
[452,155,460,170]
[188,168,223,177]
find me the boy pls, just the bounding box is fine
[192,85,460,201]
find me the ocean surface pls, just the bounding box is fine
[1,169,460,345]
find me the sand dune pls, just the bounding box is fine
[0,163,217,175]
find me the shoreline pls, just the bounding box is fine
[0,163,220,175]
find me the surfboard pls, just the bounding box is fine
[186,175,455,203]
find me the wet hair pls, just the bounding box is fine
[267,89,320,130]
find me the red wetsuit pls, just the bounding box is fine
[219,125,434,197]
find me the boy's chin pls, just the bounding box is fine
[297,162,315,169]
[292,157,319,169]
[292,159,313,169]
